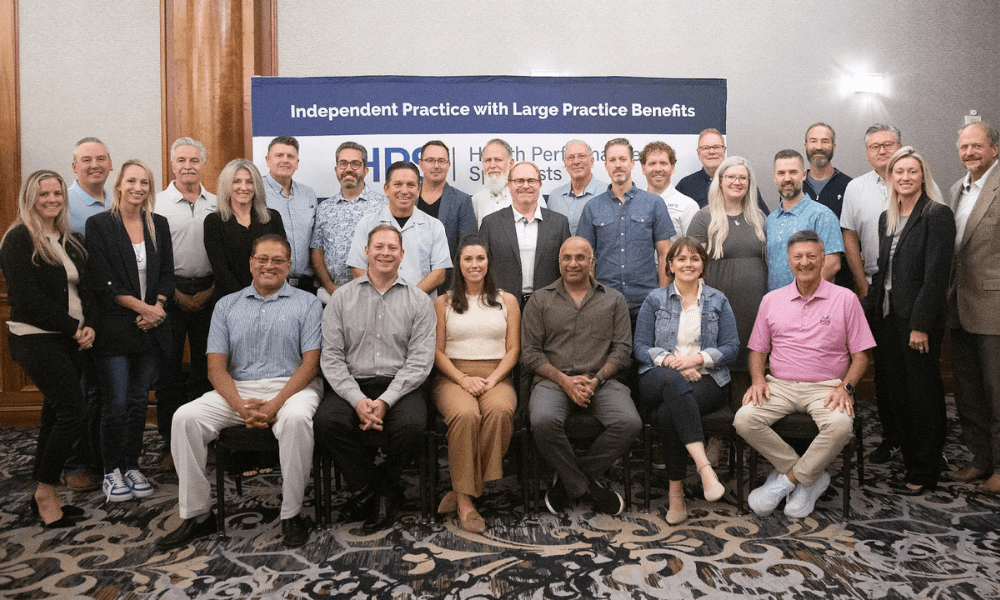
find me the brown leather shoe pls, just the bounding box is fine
[978,474,1000,494]
[944,465,989,482]
[64,472,100,492]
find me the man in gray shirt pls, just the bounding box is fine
[313,224,436,533]
[522,236,641,516]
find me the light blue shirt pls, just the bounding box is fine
[347,206,452,290]
[546,177,607,235]
[263,173,317,277]
[207,282,322,381]
[68,180,110,236]
[765,194,844,291]
[309,186,387,286]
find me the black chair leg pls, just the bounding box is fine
[643,425,653,512]
[216,446,228,535]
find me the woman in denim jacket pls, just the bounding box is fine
[634,237,739,525]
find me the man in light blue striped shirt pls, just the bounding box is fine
[159,234,323,551]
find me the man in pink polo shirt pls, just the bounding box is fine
[735,229,875,518]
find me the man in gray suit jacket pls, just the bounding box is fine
[946,121,1000,494]
[479,161,571,308]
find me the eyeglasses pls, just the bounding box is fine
[421,157,450,165]
[867,141,899,152]
[251,256,289,266]
[510,178,541,187]
[337,160,365,169]
[723,174,749,183]
[699,145,726,152]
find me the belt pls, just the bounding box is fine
[521,293,533,306]
[175,274,214,292]
[287,275,311,287]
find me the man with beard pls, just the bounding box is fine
[547,140,606,235]
[310,142,387,302]
[801,123,853,289]
[472,139,546,226]
[764,150,842,291]
[347,161,451,295]
[640,141,699,238]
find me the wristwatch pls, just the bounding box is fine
[843,382,856,396]
[595,374,606,388]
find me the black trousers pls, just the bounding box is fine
[313,377,426,494]
[155,301,213,448]
[9,333,85,485]
[874,310,946,486]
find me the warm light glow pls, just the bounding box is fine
[851,72,883,94]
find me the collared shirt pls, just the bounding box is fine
[658,186,700,238]
[955,160,998,249]
[263,173,317,277]
[577,184,675,308]
[765,194,844,291]
[309,186,387,286]
[547,177,607,235]
[514,204,543,293]
[207,281,322,382]
[840,170,889,282]
[521,276,632,382]
[154,181,217,277]
[321,275,435,407]
[472,187,513,227]
[68,180,110,237]
[748,278,875,383]
[347,206,452,291]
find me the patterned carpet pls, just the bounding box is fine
[1,400,998,600]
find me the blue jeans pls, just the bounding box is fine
[97,352,159,474]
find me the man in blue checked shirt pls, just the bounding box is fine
[157,234,323,551]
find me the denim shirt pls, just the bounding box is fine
[633,282,739,386]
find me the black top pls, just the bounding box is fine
[0,224,93,337]
[203,208,285,299]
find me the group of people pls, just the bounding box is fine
[4,119,998,550]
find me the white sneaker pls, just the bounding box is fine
[748,469,795,516]
[784,471,831,518]
[123,469,154,498]
[103,468,133,503]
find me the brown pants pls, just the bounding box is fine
[433,359,516,497]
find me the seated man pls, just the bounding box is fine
[314,224,435,532]
[522,236,642,516]
[157,234,323,550]
[734,230,874,518]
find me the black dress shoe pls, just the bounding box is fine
[361,493,400,533]
[281,514,311,548]
[868,440,900,464]
[156,513,218,550]
[341,485,378,522]
[895,482,937,496]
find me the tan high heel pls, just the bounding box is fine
[699,463,725,502]
[666,494,687,525]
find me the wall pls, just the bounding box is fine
[19,1,162,188]
[276,0,1000,204]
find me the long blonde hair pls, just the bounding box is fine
[216,158,271,223]
[885,146,943,234]
[1,170,86,265]
[704,157,766,259]
[110,159,158,248]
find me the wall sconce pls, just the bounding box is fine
[852,72,883,94]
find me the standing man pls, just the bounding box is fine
[479,161,571,307]
[157,235,322,549]
[347,162,451,295]
[522,236,641,516]
[547,140,606,235]
[417,141,476,291]
[765,149,843,291]
[945,121,1000,493]
[68,137,113,235]
[735,230,874,519]
[676,128,769,214]
[471,139,515,226]
[263,136,318,293]
[577,138,674,324]
[640,141,699,238]
[801,123,853,290]
[154,137,217,467]
[314,225,436,532]
[310,142,387,301]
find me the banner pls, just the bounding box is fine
[251,76,727,199]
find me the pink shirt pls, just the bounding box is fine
[748,278,875,382]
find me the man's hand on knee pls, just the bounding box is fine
[743,381,770,406]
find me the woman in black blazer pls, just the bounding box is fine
[0,171,95,526]
[85,159,174,504]
[864,147,955,495]
[203,159,285,299]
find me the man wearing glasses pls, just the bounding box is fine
[158,234,324,550]
[310,141,387,302]
[578,138,674,326]
[547,139,606,235]
[676,128,770,214]
[417,141,476,292]
[478,161,570,308]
